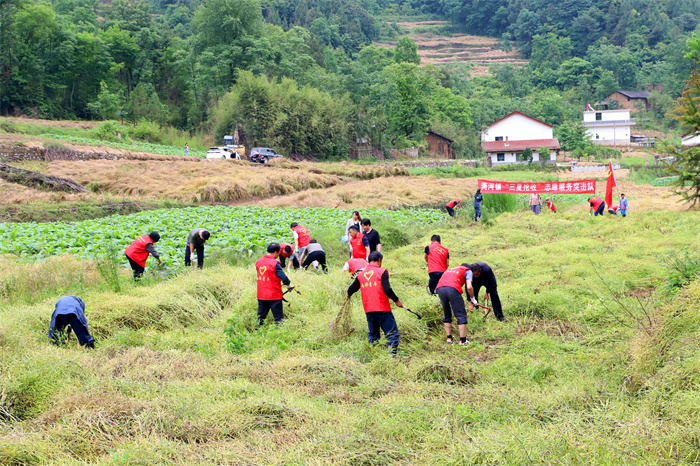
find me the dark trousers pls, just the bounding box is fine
[475,206,481,222]
[184,244,205,268]
[437,286,468,325]
[428,272,443,294]
[446,206,455,217]
[126,254,145,279]
[473,273,503,320]
[52,314,95,347]
[302,251,328,273]
[258,299,284,325]
[594,202,606,216]
[366,311,399,347]
[279,256,300,270]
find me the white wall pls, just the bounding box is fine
[586,125,631,144]
[488,150,557,165]
[482,113,553,142]
[682,133,700,146]
[583,109,631,122]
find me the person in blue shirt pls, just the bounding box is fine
[49,296,95,348]
[619,194,628,217]
[473,189,483,222]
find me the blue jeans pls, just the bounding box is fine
[620,209,627,217]
[474,206,481,222]
[595,202,606,216]
[532,205,541,214]
[185,244,205,268]
[366,311,399,348]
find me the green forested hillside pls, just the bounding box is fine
[0,0,697,157]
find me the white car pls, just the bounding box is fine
[205,147,239,159]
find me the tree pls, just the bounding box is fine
[87,81,124,120]
[522,147,533,163]
[556,121,591,151]
[668,33,700,205]
[371,63,438,138]
[394,36,420,64]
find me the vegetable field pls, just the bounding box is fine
[0,206,446,266]
[41,133,207,158]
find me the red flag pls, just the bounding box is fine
[605,161,617,208]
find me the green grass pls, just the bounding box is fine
[1,208,699,464]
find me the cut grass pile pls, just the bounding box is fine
[1,208,699,464]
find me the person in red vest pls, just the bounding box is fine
[347,251,404,355]
[290,222,311,263]
[256,243,293,326]
[279,243,299,272]
[348,225,369,260]
[545,198,557,213]
[124,231,161,279]
[445,199,461,217]
[588,196,606,216]
[435,263,478,345]
[343,258,369,278]
[424,234,449,295]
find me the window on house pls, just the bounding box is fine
[595,112,602,121]
[497,153,505,161]
[495,136,504,141]
[596,134,599,139]
[516,153,524,162]
[627,97,630,101]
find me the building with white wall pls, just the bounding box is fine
[481,111,560,166]
[583,109,635,145]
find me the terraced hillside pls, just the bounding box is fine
[378,21,528,76]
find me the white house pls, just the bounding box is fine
[583,109,635,145]
[681,132,700,147]
[481,111,560,165]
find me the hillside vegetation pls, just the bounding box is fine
[1,207,699,464]
[1,0,696,158]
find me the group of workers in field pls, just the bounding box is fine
[52,186,633,351]
[51,211,503,355]
[446,189,630,220]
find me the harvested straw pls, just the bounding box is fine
[331,297,354,338]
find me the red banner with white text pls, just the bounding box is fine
[477,179,597,194]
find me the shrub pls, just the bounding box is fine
[127,120,163,144]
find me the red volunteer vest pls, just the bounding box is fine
[293,226,310,248]
[124,235,153,267]
[590,197,604,210]
[350,234,367,259]
[546,200,556,212]
[357,264,392,313]
[347,258,368,274]
[427,243,449,273]
[436,266,469,294]
[446,200,458,208]
[256,255,283,300]
[280,243,294,258]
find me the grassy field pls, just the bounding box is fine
[1,203,699,464]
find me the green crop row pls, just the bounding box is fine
[40,133,207,158]
[0,206,447,267]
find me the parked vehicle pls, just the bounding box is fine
[224,135,245,159]
[249,147,283,163]
[206,146,242,160]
